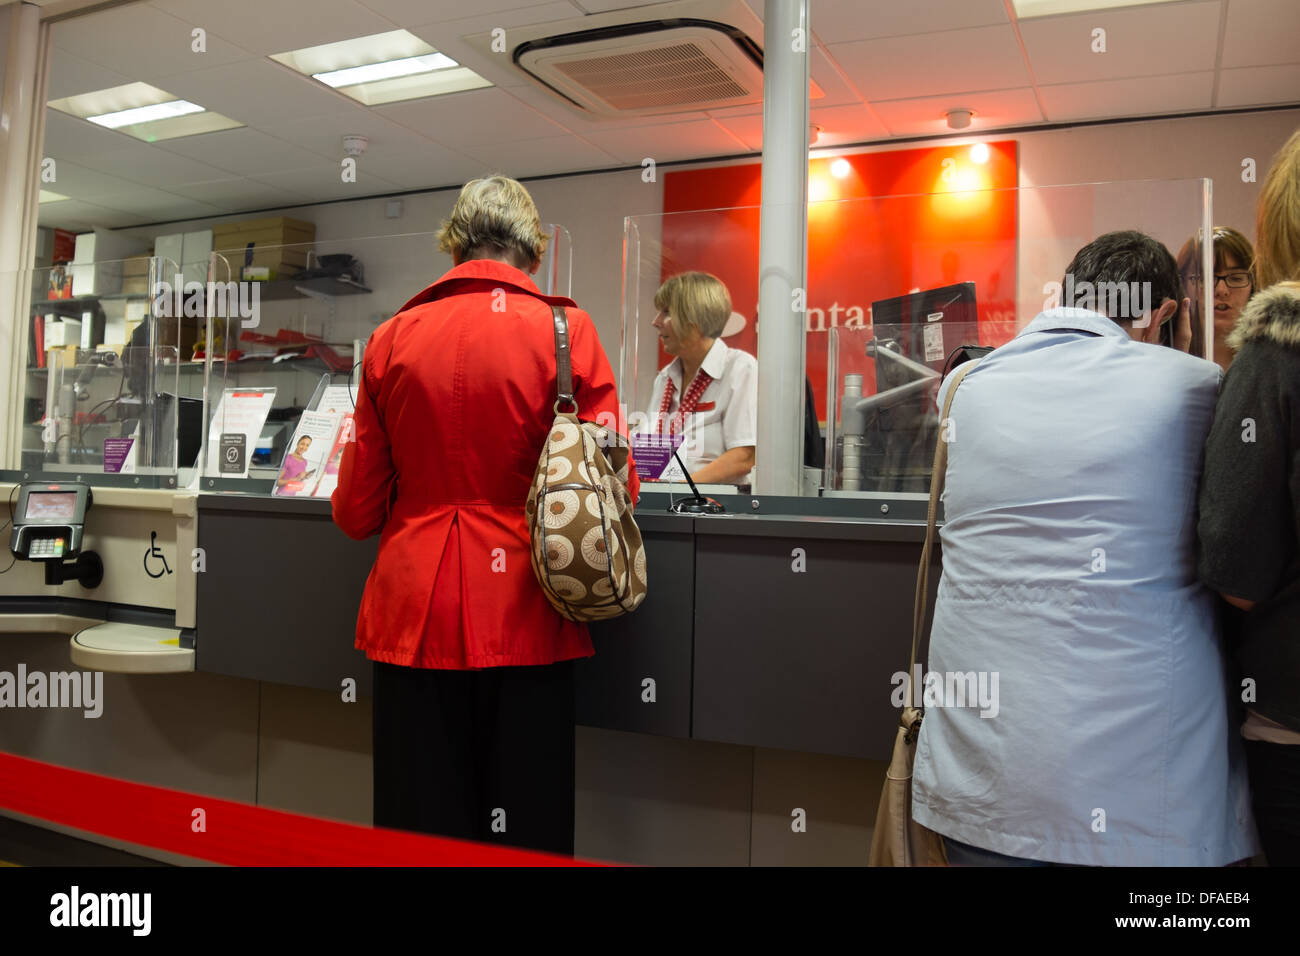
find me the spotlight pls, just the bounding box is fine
[830,158,850,179]
[970,142,990,164]
[945,109,973,130]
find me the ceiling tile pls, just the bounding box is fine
[1018,1,1220,85]
[265,112,486,187]
[159,57,358,126]
[32,159,153,200]
[376,87,568,145]
[41,109,132,158]
[1038,72,1214,122]
[580,118,749,164]
[870,88,1042,136]
[177,177,316,209]
[463,133,621,178]
[359,0,582,27]
[827,26,1031,101]
[148,0,400,57]
[1222,0,1300,68]
[81,141,237,189]
[568,0,665,11]
[407,2,589,89]
[46,46,131,100]
[810,0,1007,43]
[1218,64,1300,108]
[810,44,866,109]
[156,127,339,175]
[39,200,147,231]
[816,99,941,140]
[249,165,404,202]
[52,4,254,83]
[809,104,890,145]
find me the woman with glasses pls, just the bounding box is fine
[1176,226,1256,370]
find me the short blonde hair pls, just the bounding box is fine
[654,272,731,339]
[1256,128,1300,289]
[437,175,550,268]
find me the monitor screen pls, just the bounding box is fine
[25,491,77,521]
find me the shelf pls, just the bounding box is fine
[31,293,151,317]
[251,277,372,301]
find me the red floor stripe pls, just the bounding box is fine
[0,751,593,866]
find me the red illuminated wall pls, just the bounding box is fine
[660,141,1018,420]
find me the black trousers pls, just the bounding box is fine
[372,659,576,856]
[1244,739,1300,866]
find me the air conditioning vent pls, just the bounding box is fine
[515,21,764,117]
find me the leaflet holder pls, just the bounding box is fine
[8,481,103,588]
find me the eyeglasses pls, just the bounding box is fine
[1186,271,1252,289]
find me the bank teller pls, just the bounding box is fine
[645,272,757,485]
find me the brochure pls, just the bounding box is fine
[631,432,686,481]
[204,388,276,478]
[310,411,354,499]
[273,411,341,497]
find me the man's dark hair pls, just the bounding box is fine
[1060,230,1181,324]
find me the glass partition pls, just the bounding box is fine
[622,178,1212,499]
[197,226,572,492]
[18,256,184,482]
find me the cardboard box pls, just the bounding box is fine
[121,276,149,295]
[122,254,152,277]
[44,316,81,347]
[70,227,148,296]
[214,216,315,276]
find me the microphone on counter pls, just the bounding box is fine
[668,448,725,514]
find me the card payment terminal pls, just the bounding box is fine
[8,482,102,588]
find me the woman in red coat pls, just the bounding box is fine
[332,175,636,856]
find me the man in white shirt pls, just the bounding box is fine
[644,272,757,486]
[912,230,1258,866]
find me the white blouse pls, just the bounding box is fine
[644,337,758,484]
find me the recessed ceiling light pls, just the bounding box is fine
[87,100,203,129]
[1013,0,1185,17]
[271,30,491,106]
[38,190,68,203]
[48,82,242,142]
[314,53,458,89]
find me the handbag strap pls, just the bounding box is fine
[551,305,577,414]
[908,359,979,707]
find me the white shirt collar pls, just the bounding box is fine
[668,337,730,388]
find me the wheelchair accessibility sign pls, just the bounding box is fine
[144,531,173,579]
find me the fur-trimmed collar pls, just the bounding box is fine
[1227,282,1300,351]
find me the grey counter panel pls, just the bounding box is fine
[578,525,693,737]
[692,530,939,761]
[195,497,376,693]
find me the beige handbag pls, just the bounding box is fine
[867,360,977,867]
[525,306,647,622]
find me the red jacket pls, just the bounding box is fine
[332,259,637,669]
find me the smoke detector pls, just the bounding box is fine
[342,134,369,156]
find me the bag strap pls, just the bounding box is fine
[907,359,979,710]
[551,305,577,414]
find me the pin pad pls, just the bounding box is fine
[10,482,93,561]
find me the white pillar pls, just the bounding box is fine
[755,0,809,497]
[0,2,49,469]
